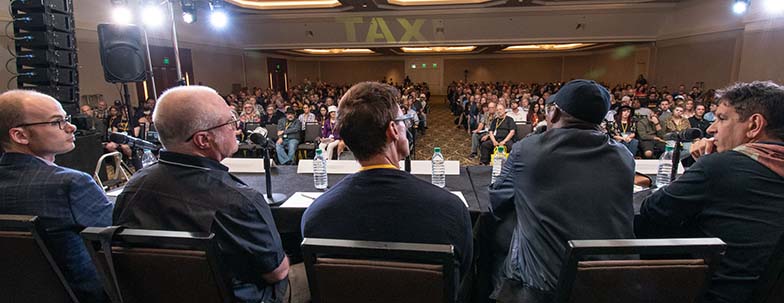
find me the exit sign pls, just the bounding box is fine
[163,57,170,65]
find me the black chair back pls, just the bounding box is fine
[265,124,279,141]
[302,238,457,303]
[0,214,79,302]
[555,238,726,303]
[514,122,533,141]
[752,232,784,303]
[81,227,233,303]
[304,123,321,143]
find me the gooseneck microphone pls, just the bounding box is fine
[108,132,160,151]
[664,128,704,142]
[247,127,286,205]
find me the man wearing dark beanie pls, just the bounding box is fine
[489,79,635,302]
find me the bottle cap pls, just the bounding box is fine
[315,149,322,155]
[497,146,505,153]
[434,147,441,153]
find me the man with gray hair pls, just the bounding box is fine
[113,86,290,302]
[0,90,113,303]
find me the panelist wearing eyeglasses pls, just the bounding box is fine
[301,82,474,282]
[0,90,113,303]
[113,86,290,303]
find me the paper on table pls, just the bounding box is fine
[280,191,468,208]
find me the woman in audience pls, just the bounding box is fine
[315,105,328,123]
[608,106,639,156]
[319,106,343,160]
[682,99,696,119]
[528,103,545,125]
[298,104,317,129]
[239,102,261,123]
[665,105,691,133]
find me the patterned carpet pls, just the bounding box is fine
[413,96,480,166]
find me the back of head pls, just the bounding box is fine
[716,81,784,141]
[547,79,610,126]
[152,86,224,150]
[336,82,401,161]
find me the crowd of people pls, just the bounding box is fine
[447,76,721,160]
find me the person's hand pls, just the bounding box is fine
[277,130,284,136]
[276,138,283,145]
[499,140,507,146]
[624,137,632,143]
[481,135,489,141]
[690,138,716,159]
[649,115,660,125]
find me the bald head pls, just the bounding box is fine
[153,86,227,149]
[0,90,57,149]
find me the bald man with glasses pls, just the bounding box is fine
[113,86,290,303]
[0,90,113,303]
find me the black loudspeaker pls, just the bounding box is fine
[97,24,146,83]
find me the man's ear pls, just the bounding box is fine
[386,121,399,142]
[746,113,767,139]
[8,128,30,146]
[191,132,211,150]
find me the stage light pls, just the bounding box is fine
[141,2,165,27]
[112,6,133,24]
[733,0,750,14]
[764,0,784,13]
[209,9,228,28]
[182,11,196,23]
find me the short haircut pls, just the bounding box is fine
[717,81,784,140]
[336,82,401,161]
[0,90,31,150]
[153,86,222,148]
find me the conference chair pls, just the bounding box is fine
[752,232,784,303]
[236,122,262,157]
[297,122,322,160]
[302,238,457,303]
[554,238,726,303]
[514,122,533,141]
[81,227,233,303]
[0,214,80,303]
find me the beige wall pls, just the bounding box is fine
[444,57,563,84]
[738,24,784,84]
[244,51,270,89]
[283,60,404,86]
[652,30,741,90]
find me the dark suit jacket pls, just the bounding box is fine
[0,152,113,303]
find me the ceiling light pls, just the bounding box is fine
[400,46,476,53]
[733,0,750,14]
[225,0,341,10]
[764,0,784,13]
[183,11,196,23]
[112,6,133,24]
[181,0,197,23]
[502,43,595,51]
[141,2,165,27]
[297,49,375,55]
[388,0,489,6]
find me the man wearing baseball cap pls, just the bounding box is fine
[489,79,635,302]
[275,108,302,165]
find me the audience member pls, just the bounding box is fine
[637,111,666,158]
[0,90,113,303]
[506,101,526,122]
[297,104,317,129]
[689,104,711,136]
[608,105,639,156]
[480,103,516,165]
[636,81,784,303]
[301,82,473,283]
[490,80,635,302]
[113,86,290,302]
[319,106,343,160]
[275,108,302,165]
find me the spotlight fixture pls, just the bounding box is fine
[112,5,133,24]
[733,0,750,14]
[181,0,197,23]
[209,0,228,29]
[141,1,165,27]
[764,0,784,13]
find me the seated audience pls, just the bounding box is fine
[319,106,343,160]
[480,103,516,165]
[506,101,527,122]
[490,80,635,302]
[470,102,495,158]
[637,111,666,158]
[240,102,261,123]
[608,105,639,156]
[636,81,784,303]
[113,86,290,303]
[275,108,302,165]
[297,104,317,129]
[0,90,113,303]
[689,104,711,136]
[301,82,473,281]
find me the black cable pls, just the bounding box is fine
[5,57,17,75]
[7,75,18,89]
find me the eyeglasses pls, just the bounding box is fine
[185,114,240,142]
[393,113,416,129]
[14,115,72,130]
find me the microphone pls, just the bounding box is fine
[108,132,159,151]
[664,128,703,141]
[248,127,274,148]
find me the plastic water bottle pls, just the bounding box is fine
[313,149,328,190]
[656,141,676,188]
[141,149,157,168]
[431,147,446,188]
[491,146,507,184]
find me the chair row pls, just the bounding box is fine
[2,214,782,303]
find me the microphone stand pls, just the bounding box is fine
[670,137,683,182]
[261,139,287,205]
